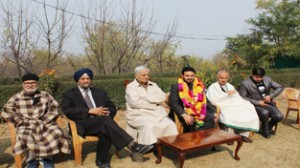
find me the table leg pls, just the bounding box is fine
[155,141,162,164]
[234,139,243,160]
[178,152,186,168]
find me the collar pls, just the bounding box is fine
[77,86,91,93]
[132,79,154,87]
[250,76,264,85]
[21,90,41,98]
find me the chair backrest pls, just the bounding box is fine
[165,92,184,134]
[282,87,300,100]
[282,87,300,109]
[163,92,171,114]
[7,121,17,148]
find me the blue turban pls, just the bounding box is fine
[73,68,93,82]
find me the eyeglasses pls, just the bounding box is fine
[23,82,37,86]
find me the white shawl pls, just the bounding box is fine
[207,82,259,131]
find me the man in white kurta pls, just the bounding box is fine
[206,70,259,143]
[125,66,178,145]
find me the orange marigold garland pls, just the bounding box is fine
[178,77,206,127]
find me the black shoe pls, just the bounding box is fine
[242,136,253,143]
[262,132,271,138]
[96,160,111,168]
[259,129,271,139]
[129,143,154,155]
[131,152,144,163]
[269,129,275,135]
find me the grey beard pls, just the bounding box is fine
[24,88,38,96]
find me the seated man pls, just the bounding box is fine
[125,66,178,146]
[1,73,71,168]
[239,67,284,138]
[169,67,217,133]
[61,68,153,168]
[206,70,259,143]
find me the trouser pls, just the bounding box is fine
[25,150,53,162]
[255,103,283,134]
[76,116,134,163]
[182,111,216,133]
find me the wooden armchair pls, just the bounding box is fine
[65,116,119,165]
[282,87,300,129]
[6,115,65,168]
[163,93,184,134]
[7,121,22,168]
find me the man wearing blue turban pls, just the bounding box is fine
[61,68,153,168]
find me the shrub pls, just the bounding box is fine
[0,85,22,109]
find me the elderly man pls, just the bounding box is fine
[1,73,71,168]
[239,67,284,138]
[125,66,178,146]
[61,68,153,168]
[206,70,259,143]
[169,67,217,133]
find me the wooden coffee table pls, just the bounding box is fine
[155,128,243,168]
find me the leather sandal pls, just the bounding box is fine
[242,136,253,143]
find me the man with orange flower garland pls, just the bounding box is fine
[169,67,218,133]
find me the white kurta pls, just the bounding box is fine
[125,79,178,145]
[207,82,259,131]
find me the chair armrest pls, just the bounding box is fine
[7,121,17,147]
[6,116,65,146]
[65,117,80,138]
[215,106,220,116]
[55,115,66,128]
[65,116,118,137]
[214,105,221,129]
[287,98,299,102]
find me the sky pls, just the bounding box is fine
[2,0,260,59]
[130,0,260,59]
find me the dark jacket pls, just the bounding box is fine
[169,83,215,116]
[239,76,283,106]
[61,86,116,136]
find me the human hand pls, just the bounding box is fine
[258,101,267,107]
[227,90,236,96]
[214,113,219,123]
[89,106,110,116]
[182,114,194,125]
[263,96,271,103]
